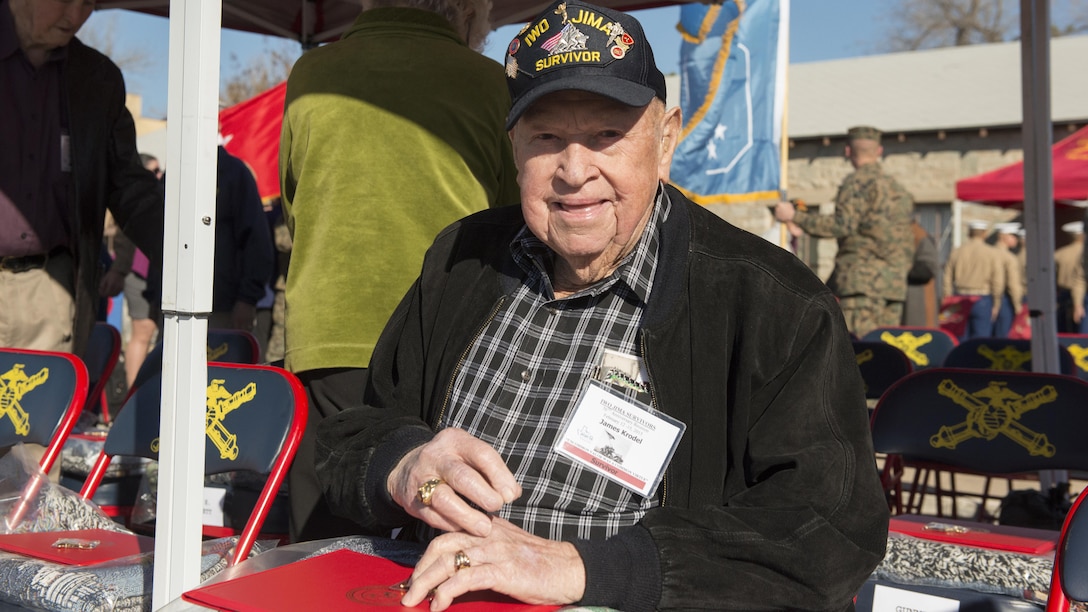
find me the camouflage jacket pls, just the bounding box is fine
[794,162,914,301]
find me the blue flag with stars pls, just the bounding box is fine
[672,0,788,205]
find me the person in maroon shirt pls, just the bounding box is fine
[0,0,163,358]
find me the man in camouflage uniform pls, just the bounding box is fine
[774,126,914,338]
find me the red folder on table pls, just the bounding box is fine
[0,529,154,566]
[889,516,1059,554]
[182,549,562,611]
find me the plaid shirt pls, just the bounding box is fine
[437,189,670,541]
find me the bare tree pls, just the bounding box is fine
[220,38,301,106]
[78,13,154,78]
[877,0,1016,52]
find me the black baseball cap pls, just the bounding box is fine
[503,0,667,130]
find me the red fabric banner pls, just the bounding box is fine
[218,82,287,202]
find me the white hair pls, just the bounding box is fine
[362,0,493,51]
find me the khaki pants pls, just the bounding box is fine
[0,252,76,352]
[0,251,75,482]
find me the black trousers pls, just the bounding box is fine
[287,367,369,542]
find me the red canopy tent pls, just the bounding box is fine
[218,81,286,202]
[955,125,1088,206]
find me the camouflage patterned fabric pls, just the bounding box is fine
[794,162,914,335]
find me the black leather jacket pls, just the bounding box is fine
[316,185,888,611]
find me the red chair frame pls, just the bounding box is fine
[1047,491,1088,611]
[79,362,306,566]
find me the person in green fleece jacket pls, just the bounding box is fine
[279,0,519,542]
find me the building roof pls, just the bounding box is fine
[786,35,1088,139]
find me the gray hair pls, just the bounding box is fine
[362,0,493,51]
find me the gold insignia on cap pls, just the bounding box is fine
[555,2,569,23]
[506,57,519,78]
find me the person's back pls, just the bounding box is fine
[281,3,519,373]
[279,0,520,542]
[827,162,914,303]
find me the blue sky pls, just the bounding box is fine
[87,1,883,118]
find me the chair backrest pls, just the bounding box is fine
[84,322,121,423]
[1057,334,1088,382]
[0,348,89,474]
[861,326,958,370]
[130,329,261,395]
[943,337,1076,376]
[80,362,306,566]
[852,341,913,399]
[1047,491,1088,611]
[871,367,1088,475]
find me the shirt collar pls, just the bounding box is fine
[0,1,69,66]
[0,0,19,62]
[511,184,669,303]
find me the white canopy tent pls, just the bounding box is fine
[96,0,1062,606]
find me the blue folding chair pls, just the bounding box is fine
[84,322,122,424]
[1047,490,1088,611]
[852,340,913,400]
[129,328,261,397]
[80,362,306,566]
[862,326,958,370]
[944,337,1076,376]
[0,348,89,528]
[1058,333,1088,382]
[872,367,1088,521]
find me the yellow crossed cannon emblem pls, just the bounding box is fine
[931,379,1057,457]
[977,345,1032,371]
[1064,343,1088,373]
[880,331,932,367]
[855,349,874,366]
[207,342,230,362]
[151,379,256,458]
[205,379,257,460]
[0,364,49,436]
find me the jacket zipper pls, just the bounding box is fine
[640,333,667,508]
[434,296,508,428]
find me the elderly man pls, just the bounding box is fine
[774,126,914,339]
[1,0,163,357]
[315,1,888,610]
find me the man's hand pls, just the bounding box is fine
[773,201,797,223]
[388,428,521,538]
[1075,302,1084,324]
[401,517,585,611]
[231,302,256,331]
[98,269,126,297]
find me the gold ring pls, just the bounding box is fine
[417,478,444,506]
[454,550,471,572]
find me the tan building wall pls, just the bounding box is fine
[125,93,167,138]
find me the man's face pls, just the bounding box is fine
[510,90,680,280]
[10,0,95,53]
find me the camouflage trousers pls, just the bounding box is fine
[837,295,904,339]
[265,288,286,363]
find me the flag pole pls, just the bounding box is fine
[777,0,791,249]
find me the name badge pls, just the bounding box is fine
[555,380,685,498]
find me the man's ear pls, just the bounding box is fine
[658,106,683,183]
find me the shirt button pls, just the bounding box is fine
[548,307,558,315]
[520,370,531,382]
